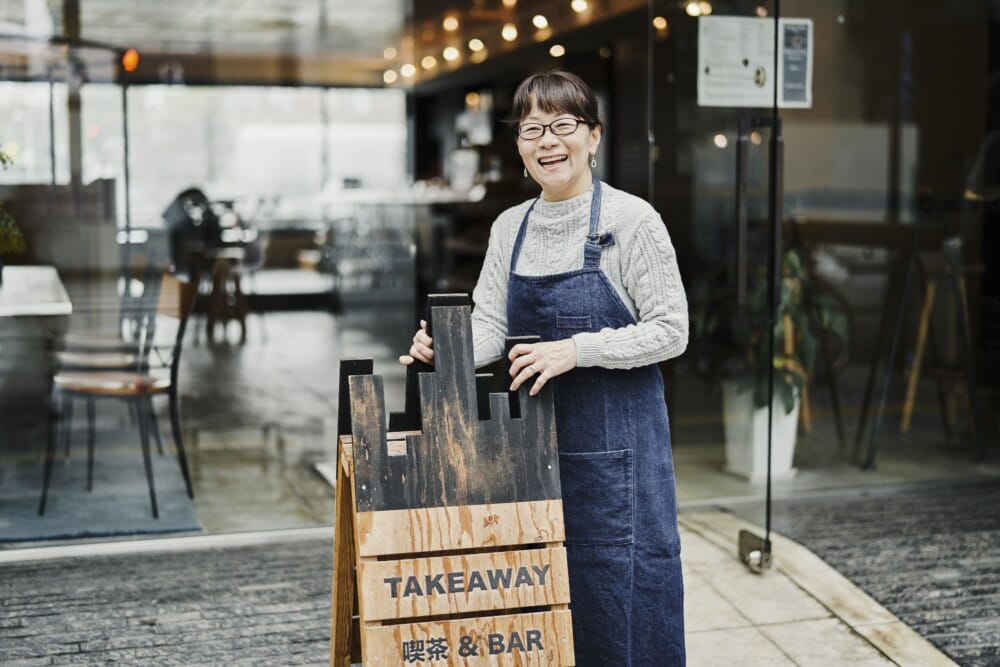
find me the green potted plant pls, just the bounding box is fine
[692,249,849,481]
[0,146,27,286]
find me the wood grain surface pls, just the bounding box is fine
[361,609,575,666]
[354,500,566,558]
[357,547,570,622]
[345,303,560,513]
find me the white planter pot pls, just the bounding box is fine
[721,380,800,483]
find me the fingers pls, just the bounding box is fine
[508,339,577,394]
[400,320,434,365]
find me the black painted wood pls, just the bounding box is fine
[504,336,539,419]
[348,303,560,512]
[388,293,471,432]
[337,359,373,436]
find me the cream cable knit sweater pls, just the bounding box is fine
[471,181,689,369]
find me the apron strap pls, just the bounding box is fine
[583,177,604,267]
[509,197,539,274]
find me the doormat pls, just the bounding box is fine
[0,428,203,544]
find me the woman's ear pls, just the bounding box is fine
[590,125,602,154]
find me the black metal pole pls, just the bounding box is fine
[48,67,56,185]
[764,0,782,549]
[121,72,133,308]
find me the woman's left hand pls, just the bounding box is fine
[508,339,577,396]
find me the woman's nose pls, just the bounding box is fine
[538,130,560,147]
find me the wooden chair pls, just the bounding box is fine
[39,273,197,518]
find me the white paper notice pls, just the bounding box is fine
[697,16,813,109]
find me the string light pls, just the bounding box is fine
[699,1,713,15]
[383,46,397,59]
[443,46,460,61]
[685,1,701,16]
[549,44,566,57]
[502,23,518,41]
[468,38,485,52]
[713,134,728,148]
[443,15,459,31]
[532,15,549,29]
[421,55,437,69]
[652,16,668,31]
[383,70,398,84]
[571,0,588,12]
[400,63,416,77]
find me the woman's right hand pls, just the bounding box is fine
[398,319,434,365]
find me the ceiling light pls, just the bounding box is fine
[549,44,566,57]
[699,1,713,15]
[121,48,139,73]
[421,55,437,69]
[502,23,518,41]
[652,16,668,31]
[443,46,460,61]
[383,46,397,59]
[400,63,416,77]
[443,15,459,31]
[571,0,588,12]
[685,1,701,16]
[468,38,485,52]
[383,70,398,84]
[532,15,549,29]
[713,133,728,149]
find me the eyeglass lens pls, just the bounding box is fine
[518,118,581,139]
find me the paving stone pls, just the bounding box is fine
[729,480,1000,666]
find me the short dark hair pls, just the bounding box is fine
[509,70,602,132]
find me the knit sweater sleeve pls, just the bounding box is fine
[470,210,515,367]
[572,209,689,368]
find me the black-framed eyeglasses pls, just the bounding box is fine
[516,117,585,140]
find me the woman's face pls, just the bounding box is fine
[517,100,601,202]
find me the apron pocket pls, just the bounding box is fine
[558,449,634,546]
[556,314,592,331]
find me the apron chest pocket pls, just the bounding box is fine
[556,314,592,331]
[558,449,634,546]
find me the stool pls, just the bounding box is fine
[206,248,247,344]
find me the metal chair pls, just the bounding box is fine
[39,273,197,518]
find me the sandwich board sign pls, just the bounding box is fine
[330,295,575,665]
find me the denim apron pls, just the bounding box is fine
[506,179,685,666]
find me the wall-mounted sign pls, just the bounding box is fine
[697,16,813,109]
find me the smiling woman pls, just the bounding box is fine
[400,69,689,666]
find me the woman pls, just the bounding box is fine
[401,70,688,665]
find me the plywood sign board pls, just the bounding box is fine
[331,295,574,666]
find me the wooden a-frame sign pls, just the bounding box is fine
[331,294,575,666]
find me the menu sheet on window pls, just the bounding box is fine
[697,16,813,109]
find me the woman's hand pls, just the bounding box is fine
[508,339,577,396]
[398,320,434,365]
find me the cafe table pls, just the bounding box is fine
[0,266,72,417]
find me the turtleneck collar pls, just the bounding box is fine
[534,182,596,219]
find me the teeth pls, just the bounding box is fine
[539,156,567,165]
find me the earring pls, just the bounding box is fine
[590,154,597,168]
[523,167,528,178]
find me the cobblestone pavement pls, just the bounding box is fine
[729,480,1000,667]
[0,539,334,665]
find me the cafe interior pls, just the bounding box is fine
[0,0,997,548]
